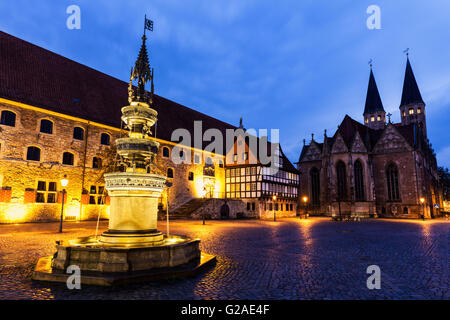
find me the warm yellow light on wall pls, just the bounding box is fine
[302,196,308,203]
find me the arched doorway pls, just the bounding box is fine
[220,203,230,219]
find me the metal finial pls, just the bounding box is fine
[368,59,373,68]
[311,133,314,141]
[403,48,410,56]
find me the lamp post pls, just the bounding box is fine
[203,186,207,225]
[420,197,425,220]
[272,195,277,221]
[302,196,309,219]
[59,175,68,233]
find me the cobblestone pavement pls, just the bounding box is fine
[0,218,448,300]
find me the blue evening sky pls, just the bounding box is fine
[1,1,449,167]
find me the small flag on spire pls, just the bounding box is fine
[145,15,154,33]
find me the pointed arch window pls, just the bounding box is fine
[354,160,365,201]
[336,161,347,200]
[386,163,400,201]
[310,167,320,205]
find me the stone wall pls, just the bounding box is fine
[0,101,225,223]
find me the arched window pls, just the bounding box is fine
[386,163,400,201]
[0,110,16,127]
[417,107,422,114]
[336,161,347,200]
[26,146,41,161]
[162,147,170,158]
[354,160,365,201]
[93,157,102,169]
[167,168,174,178]
[40,119,53,134]
[62,152,74,165]
[100,133,110,145]
[73,127,84,140]
[310,167,320,205]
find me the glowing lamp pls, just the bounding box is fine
[419,197,425,204]
[61,175,69,188]
[302,196,308,203]
[272,195,277,201]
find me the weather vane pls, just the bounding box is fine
[368,59,373,68]
[403,48,409,56]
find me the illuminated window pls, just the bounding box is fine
[377,115,381,121]
[36,181,57,203]
[233,154,238,162]
[62,152,74,165]
[402,111,406,117]
[417,107,421,114]
[100,133,110,145]
[370,116,375,122]
[0,110,16,127]
[408,108,414,115]
[89,185,105,204]
[73,127,84,140]
[167,168,174,178]
[26,146,41,161]
[162,147,170,158]
[40,119,53,134]
[243,152,248,161]
[93,157,102,169]
[365,118,368,124]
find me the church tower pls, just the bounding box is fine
[399,56,426,137]
[363,67,386,130]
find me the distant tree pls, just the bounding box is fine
[438,166,450,201]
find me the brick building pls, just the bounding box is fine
[0,31,299,223]
[297,58,443,219]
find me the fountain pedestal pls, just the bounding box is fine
[99,172,166,245]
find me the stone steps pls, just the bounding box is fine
[169,198,211,219]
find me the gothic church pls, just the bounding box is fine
[297,57,442,219]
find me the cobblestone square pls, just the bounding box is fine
[0,218,448,299]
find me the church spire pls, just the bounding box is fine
[128,32,154,104]
[364,68,384,114]
[400,56,424,107]
[363,66,386,130]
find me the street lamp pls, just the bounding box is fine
[59,175,68,233]
[419,197,425,220]
[302,196,309,219]
[272,195,277,221]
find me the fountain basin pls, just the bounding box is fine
[32,235,216,286]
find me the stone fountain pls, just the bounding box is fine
[32,31,215,286]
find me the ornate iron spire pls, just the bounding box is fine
[128,30,154,104]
